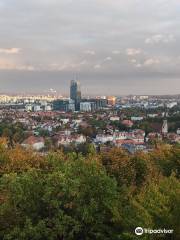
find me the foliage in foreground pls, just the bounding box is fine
[0,143,180,240]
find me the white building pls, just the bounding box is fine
[21,136,45,151]
[25,104,33,112]
[80,102,95,112]
[57,134,86,146]
[95,134,114,143]
[33,105,41,112]
[166,102,177,109]
[147,114,158,118]
[139,95,149,100]
[44,105,52,111]
[131,116,144,121]
[110,116,120,121]
[114,132,127,140]
[177,128,180,135]
[68,99,75,112]
[72,119,82,125]
[61,118,70,124]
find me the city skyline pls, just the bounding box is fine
[0,0,180,94]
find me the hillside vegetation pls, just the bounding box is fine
[0,141,180,240]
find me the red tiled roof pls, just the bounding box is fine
[22,136,44,145]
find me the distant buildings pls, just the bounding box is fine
[33,105,41,112]
[81,98,108,111]
[21,80,109,113]
[53,99,75,112]
[69,79,104,112]
[69,80,108,112]
[110,116,120,121]
[94,129,146,153]
[56,134,86,147]
[166,133,180,143]
[162,119,168,135]
[96,134,114,144]
[25,103,52,112]
[166,102,177,109]
[107,96,116,106]
[80,102,96,112]
[21,136,45,151]
[177,128,180,135]
[0,92,180,154]
[131,116,144,121]
[25,104,33,112]
[122,120,134,128]
[70,80,81,111]
[68,99,75,112]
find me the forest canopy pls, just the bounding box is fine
[0,142,180,240]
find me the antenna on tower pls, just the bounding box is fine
[73,73,78,81]
[76,72,79,81]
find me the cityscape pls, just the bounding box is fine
[0,80,180,153]
[0,1,180,239]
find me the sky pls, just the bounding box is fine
[0,0,180,95]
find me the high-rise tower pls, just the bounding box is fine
[70,80,81,111]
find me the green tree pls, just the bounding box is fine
[0,159,121,240]
[121,175,180,240]
[77,143,96,156]
[150,144,180,177]
[100,148,136,187]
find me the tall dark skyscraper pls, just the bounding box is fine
[70,80,81,111]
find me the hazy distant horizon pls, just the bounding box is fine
[0,1,180,94]
[0,70,179,96]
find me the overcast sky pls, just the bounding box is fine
[0,0,179,95]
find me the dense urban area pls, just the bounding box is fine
[0,81,180,153]
[0,81,180,239]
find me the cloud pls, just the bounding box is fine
[79,60,88,65]
[94,64,101,69]
[0,48,21,54]
[84,50,96,55]
[145,34,176,44]
[93,56,112,70]
[143,58,160,66]
[16,65,35,71]
[112,50,121,55]
[130,59,137,63]
[0,64,34,71]
[135,63,142,68]
[126,48,142,56]
[133,58,160,68]
[0,58,35,71]
[0,0,180,94]
[48,63,68,71]
[104,56,112,62]
[48,59,89,71]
